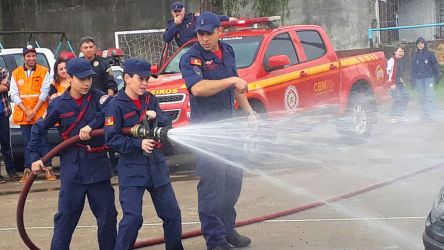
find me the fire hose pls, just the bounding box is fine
[17,126,444,249]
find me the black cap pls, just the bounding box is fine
[23,45,36,55]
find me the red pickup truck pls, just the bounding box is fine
[149,17,390,139]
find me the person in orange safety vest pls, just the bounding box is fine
[9,45,56,183]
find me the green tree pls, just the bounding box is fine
[201,0,289,18]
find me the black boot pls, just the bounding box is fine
[226,230,251,247]
[208,241,232,250]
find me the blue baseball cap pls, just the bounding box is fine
[124,59,155,78]
[23,44,36,55]
[67,58,97,78]
[195,11,220,32]
[170,1,184,11]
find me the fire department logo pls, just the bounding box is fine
[93,60,100,67]
[375,64,384,83]
[284,86,299,113]
[18,79,24,86]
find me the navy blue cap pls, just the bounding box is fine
[170,1,184,11]
[23,45,36,55]
[67,58,97,78]
[195,11,220,32]
[124,59,154,78]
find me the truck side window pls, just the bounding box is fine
[264,33,299,67]
[0,56,6,69]
[296,30,326,61]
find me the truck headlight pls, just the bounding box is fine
[431,184,444,223]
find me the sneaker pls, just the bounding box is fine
[0,175,6,184]
[45,167,57,181]
[226,230,251,248]
[19,168,31,183]
[208,242,232,250]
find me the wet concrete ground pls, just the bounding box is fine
[1,102,443,249]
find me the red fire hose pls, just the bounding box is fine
[17,128,444,249]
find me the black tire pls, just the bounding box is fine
[249,99,266,114]
[337,87,376,142]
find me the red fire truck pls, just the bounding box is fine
[149,16,390,138]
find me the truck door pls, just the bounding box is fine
[260,32,307,114]
[294,30,340,106]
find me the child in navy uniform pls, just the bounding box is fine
[104,58,183,250]
[29,58,117,250]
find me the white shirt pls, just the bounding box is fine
[10,67,50,104]
[386,57,395,82]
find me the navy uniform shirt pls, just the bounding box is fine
[179,42,237,123]
[28,88,113,184]
[163,13,229,47]
[104,90,172,188]
[88,56,118,93]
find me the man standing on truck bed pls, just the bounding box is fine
[10,45,55,183]
[179,11,256,250]
[163,1,236,47]
[79,36,118,96]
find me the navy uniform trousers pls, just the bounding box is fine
[51,180,117,250]
[197,157,243,249]
[115,183,182,250]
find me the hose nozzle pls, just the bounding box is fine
[130,124,170,141]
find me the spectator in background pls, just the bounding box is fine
[10,45,56,183]
[386,45,409,123]
[0,68,19,182]
[411,37,441,121]
[49,58,70,101]
[163,1,237,47]
[79,36,118,96]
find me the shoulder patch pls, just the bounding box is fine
[105,116,114,126]
[93,60,100,67]
[99,95,109,105]
[190,58,202,66]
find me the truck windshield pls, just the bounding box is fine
[162,36,263,74]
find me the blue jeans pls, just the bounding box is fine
[390,83,410,117]
[0,115,16,174]
[21,125,51,168]
[415,77,436,120]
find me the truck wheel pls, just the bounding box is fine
[337,89,376,141]
[250,99,266,114]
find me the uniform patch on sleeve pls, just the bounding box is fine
[105,116,114,126]
[190,58,202,66]
[99,95,109,105]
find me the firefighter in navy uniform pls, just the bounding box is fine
[179,11,256,250]
[29,58,117,250]
[163,1,234,47]
[104,59,183,250]
[79,36,118,96]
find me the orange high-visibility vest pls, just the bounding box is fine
[12,64,49,125]
[52,80,69,95]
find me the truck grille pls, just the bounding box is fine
[157,94,185,103]
[166,109,180,122]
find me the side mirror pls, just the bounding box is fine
[151,65,159,74]
[266,55,290,71]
